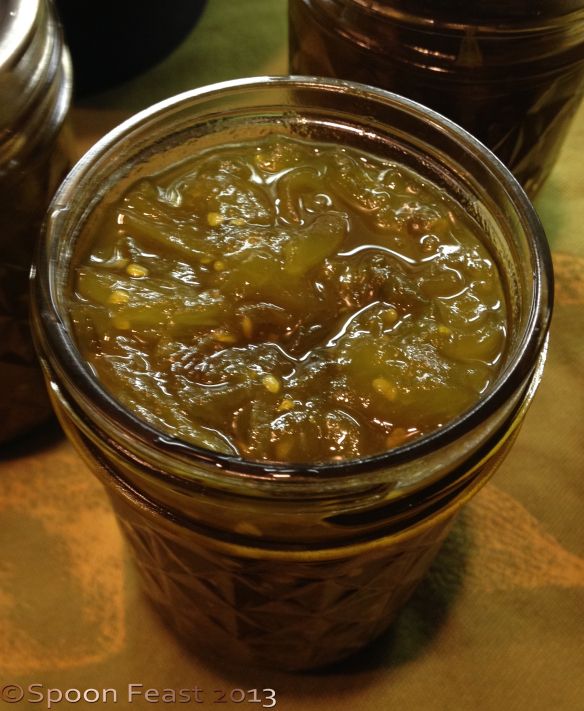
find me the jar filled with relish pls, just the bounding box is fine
[289,0,584,196]
[0,0,73,443]
[32,77,552,670]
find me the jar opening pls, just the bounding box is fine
[33,76,553,487]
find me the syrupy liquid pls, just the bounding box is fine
[69,135,507,463]
[289,0,584,196]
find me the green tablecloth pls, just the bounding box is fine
[1,1,583,709]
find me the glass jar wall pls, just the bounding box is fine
[289,0,584,197]
[0,0,72,443]
[32,77,552,669]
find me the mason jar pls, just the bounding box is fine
[31,76,552,670]
[289,0,584,197]
[0,0,72,443]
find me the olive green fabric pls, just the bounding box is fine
[1,1,583,709]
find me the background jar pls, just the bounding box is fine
[32,77,552,670]
[0,0,72,443]
[289,0,584,197]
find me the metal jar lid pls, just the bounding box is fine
[0,0,70,165]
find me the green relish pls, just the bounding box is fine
[69,135,507,463]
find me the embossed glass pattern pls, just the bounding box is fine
[289,0,584,196]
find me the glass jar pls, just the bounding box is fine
[289,0,584,197]
[31,76,552,670]
[0,0,72,444]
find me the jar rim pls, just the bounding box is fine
[34,75,554,485]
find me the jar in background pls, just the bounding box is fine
[0,0,72,444]
[32,77,552,670]
[289,0,584,197]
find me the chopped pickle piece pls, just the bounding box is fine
[372,377,398,402]
[283,214,346,275]
[211,330,237,344]
[108,289,130,305]
[112,316,131,331]
[69,135,508,463]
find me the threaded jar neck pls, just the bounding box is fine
[305,0,584,71]
[0,0,71,168]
